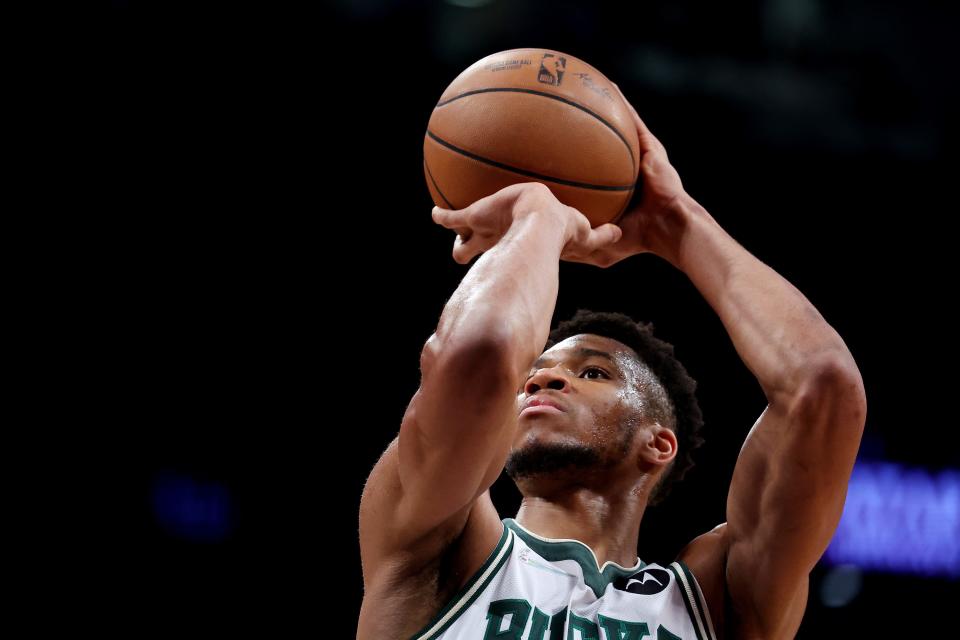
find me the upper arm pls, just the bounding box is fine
[725,356,866,636]
[359,332,520,581]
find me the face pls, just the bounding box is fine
[506,334,650,482]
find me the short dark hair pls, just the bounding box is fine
[545,309,705,506]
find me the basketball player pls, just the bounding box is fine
[357,87,867,639]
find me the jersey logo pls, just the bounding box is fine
[613,567,671,595]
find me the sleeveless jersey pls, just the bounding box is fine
[410,518,718,640]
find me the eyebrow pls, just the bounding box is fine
[531,347,618,371]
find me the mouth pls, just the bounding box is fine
[520,404,565,417]
[519,396,567,416]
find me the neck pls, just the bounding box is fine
[513,487,649,568]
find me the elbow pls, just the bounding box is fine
[421,329,520,392]
[794,352,868,433]
[814,352,867,414]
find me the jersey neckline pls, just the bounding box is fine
[502,517,646,599]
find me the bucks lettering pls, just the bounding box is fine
[483,599,683,640]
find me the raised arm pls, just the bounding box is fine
[359,183,621,586]
[657,195,866,637]
[589,87,867,637]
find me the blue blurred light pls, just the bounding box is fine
[823,462,959,578]
[152,471,233,542]
[819,564,863,608]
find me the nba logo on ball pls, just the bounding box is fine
[538,53,566,86]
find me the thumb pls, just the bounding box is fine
[579,223,622,255]
[432,205,470,233]
[595,223,623,247]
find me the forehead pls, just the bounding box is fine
[539,334,638,365]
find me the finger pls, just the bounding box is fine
[432,205,467,230]
[611,82,666,155]
[584,223,623,252]
[452,234,475,264]
[636,117,666,156]
[631,111,665,155]
[434,183,525,227]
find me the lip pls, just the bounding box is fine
[520,404,565,417]
[520,396,566,414]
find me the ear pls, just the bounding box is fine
[638,423,677,468]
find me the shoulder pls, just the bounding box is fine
[360,436,505,586]
[676,522,729,640]
[358,484,507,639]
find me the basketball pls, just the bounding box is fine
[424,48,640,228]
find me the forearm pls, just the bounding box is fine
[650,196,855,401]
[433,211,567,384]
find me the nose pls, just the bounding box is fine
[523,366,570,395]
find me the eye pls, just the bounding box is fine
[581,366,609,380]
[519,365,609,393]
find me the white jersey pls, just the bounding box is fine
[410,518,718,640]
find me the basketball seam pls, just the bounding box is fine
[423,157,454,209]
[425,130,636,193]
[434,87,635,174]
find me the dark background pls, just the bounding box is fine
[108,0,957,635]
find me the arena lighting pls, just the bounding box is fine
[823,462,959,578]
[819,564,863,608]
[152,471,233,542]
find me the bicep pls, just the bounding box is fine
[726,361,866,633]
[360,334,520,575]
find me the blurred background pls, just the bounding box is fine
[108,0,958,635]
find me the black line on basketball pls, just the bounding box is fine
[611,185,636,224]
[423,156,455,209]
[435,88,635,174]
[426,130,635,192]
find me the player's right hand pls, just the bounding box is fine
[431,182,621,265]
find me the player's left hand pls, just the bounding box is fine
[562,83,692,268]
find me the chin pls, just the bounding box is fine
[513,424,582,450]
[505,432,603,480]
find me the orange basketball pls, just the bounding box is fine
[424,48,640,228]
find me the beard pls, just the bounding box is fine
[504,440,604,480]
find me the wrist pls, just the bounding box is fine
[510,206,572,247]
[644,194,707,266]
